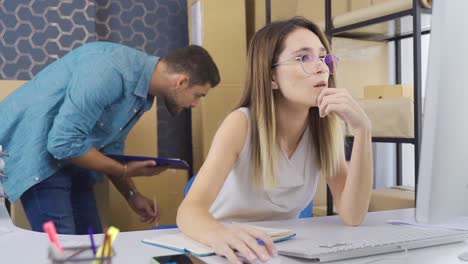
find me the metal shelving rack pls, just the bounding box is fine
[325,0,432,215]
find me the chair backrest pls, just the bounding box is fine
[184,176,313,218]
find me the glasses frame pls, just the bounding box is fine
[272,54,339,75]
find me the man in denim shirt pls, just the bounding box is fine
[0,42,220,234]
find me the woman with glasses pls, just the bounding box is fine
[177,17,373,264]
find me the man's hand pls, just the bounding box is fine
[126,160,169,177]
[127,191,159,224]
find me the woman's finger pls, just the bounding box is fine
[236,230,271,262]
[317,88,346,106]
[323,103,347,118]
[229,235,258,263]
[243,227,277,257]
[214,243,242,264]
[319,96,347,117]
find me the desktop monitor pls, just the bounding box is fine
[416,0,468,224]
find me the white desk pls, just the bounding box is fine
[1,208,467,264]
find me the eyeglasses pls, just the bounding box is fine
[272,54,339,75]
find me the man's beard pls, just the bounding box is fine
[164,95,183,116]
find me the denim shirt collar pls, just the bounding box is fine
[134,56,159,99]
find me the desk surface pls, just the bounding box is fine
[1,208,467,264]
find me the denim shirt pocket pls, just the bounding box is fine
[92,118,113,136]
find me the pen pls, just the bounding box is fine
[96,228,109,264]
[106,233,112,264]
[256,239,264,246]
[93,226,120,264]
[153,195,159,227]
[43,221,64,253]
[88,227,97,255]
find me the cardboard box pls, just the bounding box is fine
[188,0,247,172]
[371,0,391,4]
[192,86,243,171]
[364,85,414,99]
[333,38,389,99]
[107,169,187,231]
[0,80,27,98]
[296,0,349,23]
[313,205,338,217]
[369,186,415,211]
[350,0,372,11]
[106,99,188,231]
[347,98,414,138]
[188,0,247,86]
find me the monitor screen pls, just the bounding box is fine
[416,0,468,224]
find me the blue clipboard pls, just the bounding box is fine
[106,154,190,170]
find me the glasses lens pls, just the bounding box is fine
[300,54,339,75]
[324,54,338,74]
[300,54,317,75]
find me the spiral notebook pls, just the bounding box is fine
[142,225,296,257]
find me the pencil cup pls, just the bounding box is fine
[48,245,115,263]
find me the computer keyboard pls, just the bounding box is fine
[277,225,468,262]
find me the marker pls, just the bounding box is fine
[93,226,120,264]
[88,227,97,255]
[43,221,64,253]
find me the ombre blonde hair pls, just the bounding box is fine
[237,17,344,189]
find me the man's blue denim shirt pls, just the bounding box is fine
[0,42,158,202]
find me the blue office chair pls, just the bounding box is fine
[151,176,313,229]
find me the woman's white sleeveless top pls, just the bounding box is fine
[209,107,320,222]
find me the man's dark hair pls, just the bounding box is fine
[163,45,220,88]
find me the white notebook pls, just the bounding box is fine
[142,224,296,257]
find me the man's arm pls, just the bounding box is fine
[69,146,168,190]
[68,147,133,196]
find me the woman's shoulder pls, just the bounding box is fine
[212,108,250,156]
[223,107,249,132]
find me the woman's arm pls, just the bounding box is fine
[318,88,373,226]
[327,129,373,226]
[177,110,275,264]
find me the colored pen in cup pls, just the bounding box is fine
[43,221,64,253]
[88,227,97,255]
